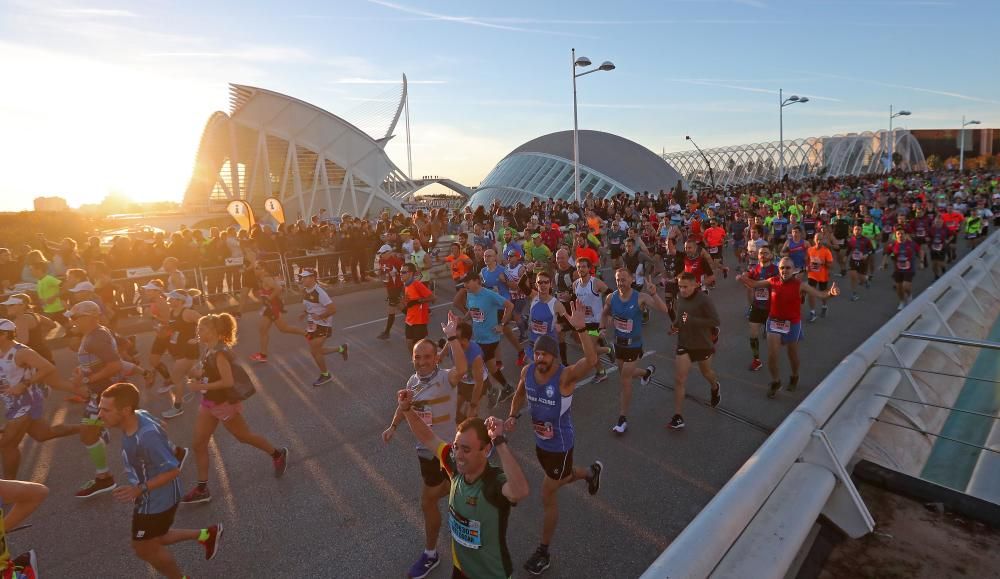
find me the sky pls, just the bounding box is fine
[1,0,998,211]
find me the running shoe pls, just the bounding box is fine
[340,344,349,361]
[767,381,781,399]
[606,343,616,361]
[807,311,817,323]
[749,358,763,372]
[181,486,212,504]
[75,476,116,499]
[200,524,224,560]
[9,549,37,579]
[723,266,730,279]
[407,552,440,579]
[273,447,289,477]
[161,406,184,420]
[249,352,268,363]
[897,302,904,312]
[667,414,686,430]
[851,293,860,302]
[593,369,609,384]
[820,305,828,318]
[587,461,603,496]
[640,365,655,386]
[710,382,721,408]
[611,417,628,434]
[517,350,527,366]
[313,373,333,387]
[377,332,391,341]
[523,547,551,576]
[787,375,799,392]
[175,446,189,471]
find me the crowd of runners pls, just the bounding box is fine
[0,168,996,577]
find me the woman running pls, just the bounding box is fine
[180,313,288,504]
[161,289,203,420]
[249,262,304,363]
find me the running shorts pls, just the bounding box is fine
[306,324,333,341]
[418,455,448,487]
[131,504,178,541]
[535,446,574,481]
[675,346,714,362]
[405,324,428,341]
[1,385,45,421]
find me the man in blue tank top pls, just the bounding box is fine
[601,268,671,434]
[505,303,602,575]
[524,270,567,361]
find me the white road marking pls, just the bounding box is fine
[342,303,453,330]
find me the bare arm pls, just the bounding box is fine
[202,352,235,391]
[562,304,599,387]
[0,480,48,530]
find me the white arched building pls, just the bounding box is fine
[183,81,466,219]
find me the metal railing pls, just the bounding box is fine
[642,231,1000,579]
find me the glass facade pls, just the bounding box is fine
[467,152,634,209]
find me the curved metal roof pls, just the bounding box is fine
[506,130,683,193]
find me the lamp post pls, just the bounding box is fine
[685,135,716,188]
[572,48,615,205]
[887,105,911,172]
[778,88,809,182]
[960,116,981,172]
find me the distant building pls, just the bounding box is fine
[34,196,69,212]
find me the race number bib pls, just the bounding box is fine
[768,319,791,334]
[897,258,911,271]
[449,507,482,549]
[612,316,633,334]
[931,242,943,251]
[532,421,554,440]
[530,320,549,335]
[470,308,485,323]
[916,227,926,237]
[754,288,770,301]
[584,305,594,317]
[169,331,180,345]
[307,321,317,333]
[851,250,863,261]
[808,260,821,272]
[415,409,434,426]
[708,246,719,254]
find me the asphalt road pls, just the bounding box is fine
[21,258,947,579]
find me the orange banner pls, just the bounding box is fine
[264,197,286,225]
[226,200,255,230]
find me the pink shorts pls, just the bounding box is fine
[199,397,243,422]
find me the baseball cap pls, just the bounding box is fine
[0,296,25,306]
[66,300,102,319]
[298,268,317,278]
[533,335,560,359]
[141,280,165,291]
[376,244,393,255]
[70,281,95,293]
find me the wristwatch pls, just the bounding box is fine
[492,435,508,447]
[138,482,149,494]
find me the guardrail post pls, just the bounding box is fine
[802,430,875,539]
[883,344,929,432]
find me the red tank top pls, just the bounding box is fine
[768,277,802,323]
[683,255,705,283]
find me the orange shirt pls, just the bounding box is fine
[806,245,833,282]
[447,254,471,281]
[403,280,432,325]
[587,216,602,236]
[704,226,726,248]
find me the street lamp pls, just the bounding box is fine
[779,88,809,181]
[685,135,716,188]
[572,48,615,205]
[887,105,911,172]
[960,116,981,172]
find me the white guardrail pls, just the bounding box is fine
[642,231,1000,579]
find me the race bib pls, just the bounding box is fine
[612,316,633,334]
[307,321,317,333]
[708,246,719,254]
[449,507,482,549]
[415,409,434,426]
[897,258,911,271]
[916,228,926,237]
[169,331,180,345]
[532,421,554,440]
[932,242,943,251]
[754,288,770,301]
[470,308,485,323]
[851,250,863,261]
[768,319,791,334]
[808,260,821,272]
[530,320,549,335]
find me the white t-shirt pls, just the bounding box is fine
[302,285,333,327]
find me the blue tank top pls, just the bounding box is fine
[525,364,572,452]
[527,296,558,346]
[480,265,510,299]
[610,290,643,347]
[787,239,807,269]
[750,263,780,309]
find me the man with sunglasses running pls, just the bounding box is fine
[298,268,348,387]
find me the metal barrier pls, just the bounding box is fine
[111,267,201,313]
[642,231,1000,579]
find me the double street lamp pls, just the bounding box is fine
[887,105,911,171]
[778,89,809,181]
[960,116,981,172]
[572,48,615,205]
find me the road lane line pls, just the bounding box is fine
[341,302,452,330]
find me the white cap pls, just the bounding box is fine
[0,296,25,306]
[0,318,14,332]
[70,281,95,293]
[376,244,393,255]
[141,281,165,291]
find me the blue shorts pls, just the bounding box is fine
[766,318,804,344]
[1,384,46,421]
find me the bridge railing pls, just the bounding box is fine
[642,231,1000,579]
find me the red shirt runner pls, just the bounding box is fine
[768,276,802,323]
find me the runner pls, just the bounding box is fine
[464,273,516,402]
[552,249,577,367]
[376,244,405,340]
[180,313,288,504]
[524,270,569,363]
[703,219,729,278]
[401,263,436,354]
[738,258,839,398]
[504,249,529,361]
[138,281,175,396]
[882,229,921,310]
[0,320,82,479]
[504,303,603,575]
[446,242,474,307]
[161,289,203,419]
[382,313,466,579]
[452,321,490,419]
[805,233,834,322]
[654,237,681,332]
[600,268,670,433]
[67,300,122,498]
[745,246,779,371]
[298,268,348,387]
[573,257,612,382]
[677,239,716,292]
[249,262,305,363]
[395,394,530,579]
[846,224,875,301]
[668,271,722,430]
[928,214,952,280]
[0,479,48,578]
[0,294,55,363]
[780,227,810,277]
[478,248,522,358]
[98,382,223,578]
[830,207,853,276]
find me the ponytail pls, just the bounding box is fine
[199,312,238,346]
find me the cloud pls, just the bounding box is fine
[364,0,596,38]
[666,79,843,102]
[53,8,139,17]
[333,77,447,85]
[802,72,1000,105]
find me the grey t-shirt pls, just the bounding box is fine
[78,326,121,394]
[675,291,721,351]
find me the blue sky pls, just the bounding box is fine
[1,0,997,210]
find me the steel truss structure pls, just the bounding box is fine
[663,130,927,187]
